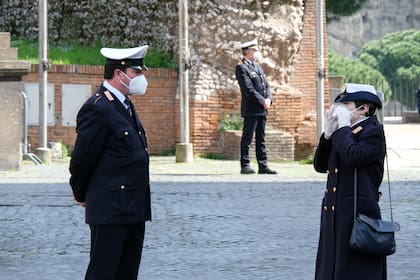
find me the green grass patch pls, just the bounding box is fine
[202,153,227,160]
[298,154,314,165]
[219,113,243,131]
[160,145,176,156]
[11,39,178,69]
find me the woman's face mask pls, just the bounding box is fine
[120,70,148,95]
[337,102,365,123]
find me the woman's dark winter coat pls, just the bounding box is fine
[314,116,387,280]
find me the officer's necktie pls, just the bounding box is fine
[124,97,133,117]
[253,63,260,74]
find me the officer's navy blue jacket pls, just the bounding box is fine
[69,85,151,225]
[314,116,387,280]
[235,58,272,117]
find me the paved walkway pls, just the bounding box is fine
[0,121,419,279]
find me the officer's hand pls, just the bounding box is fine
[264,98,271,109]
[73,195,86,207]
[332,104,352,128]
[324,104,338,139]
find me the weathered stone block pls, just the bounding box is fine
[221,130,295,161]
[0,82,24,170]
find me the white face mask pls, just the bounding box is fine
[253,50,262,62]
[336,103,365,123]
[120,71,148,95]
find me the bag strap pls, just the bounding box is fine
[353,169,358,221]
[385,153,394,221]
[353,153,394,222]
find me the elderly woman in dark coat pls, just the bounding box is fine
[314,84,387,280]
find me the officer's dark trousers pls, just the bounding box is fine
[85,222,145,280]
[240,116,268,169]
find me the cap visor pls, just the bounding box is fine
[130,65,148,71]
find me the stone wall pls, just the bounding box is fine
[1,1,305,95]
[327,0,420,57]
[3,0,329,159]
[0,1,177,51]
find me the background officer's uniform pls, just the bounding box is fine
[235,39,274,174]
[69,46,151,280]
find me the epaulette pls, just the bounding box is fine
[352,126,363,134]
[104,90,114,101]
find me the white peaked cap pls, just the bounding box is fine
[100,45,149,60]
[335,83,382,109]
[344,83,377,95]
[100,45,149,70]
[240,38,258,50]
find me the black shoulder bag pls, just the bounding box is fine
[349,156,400,256]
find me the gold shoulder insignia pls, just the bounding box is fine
[352,126,363,134]
[104,90,114,101]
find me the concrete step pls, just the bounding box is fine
[0,32,11,48]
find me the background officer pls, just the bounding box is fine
[235,39,277,175]
[69,45,151,280]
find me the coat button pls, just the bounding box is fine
[120,185,125,190]
[334,168,338,173]
[325,188,328,193]
[324,206,328,211]
[124,131,128,136]
[333,187,337,192]
[138,131,142,135]
[332,205,335,211]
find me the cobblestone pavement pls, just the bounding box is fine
[0,122,419,280]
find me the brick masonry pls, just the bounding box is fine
[21,1,329,159]
[22,65,178,156]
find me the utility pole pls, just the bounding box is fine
[315,0,325,140]
[35,0,51,163]
[175,0,193,162]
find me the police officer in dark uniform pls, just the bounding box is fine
[314,84,387,280]
[69,45,151,280]
[235,39,277,174]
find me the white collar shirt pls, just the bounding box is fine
[103,81,129,110]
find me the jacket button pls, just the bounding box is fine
[325,188,328,193]
[334,168,338,173]
[138,131,142,135]
[332,205,335,211]
[333,187,337,192]
[324,206,328,211]
[120,185,125,190]
[124,131,128,136]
